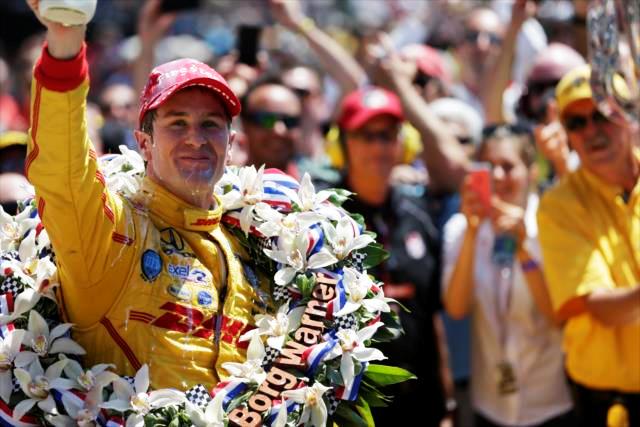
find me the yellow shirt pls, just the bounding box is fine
[26,44,269,390]
[537,153,640,392]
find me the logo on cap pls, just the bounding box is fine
[362,90,390,109]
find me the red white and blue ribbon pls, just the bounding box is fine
[325,273,347,320]
[266,398,298,426]
[302,337,338,375]
[335,362,368,401]
[0,400,38,427]
[262,169,300,212]
[211,380,248,409]
[0,293,15,339]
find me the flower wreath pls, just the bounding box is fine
[0,147,413,427]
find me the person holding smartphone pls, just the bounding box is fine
[442,125,574,427]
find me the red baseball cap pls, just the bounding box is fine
[138,58,241,128]
[400,44,450,83]
[338,87,404,131]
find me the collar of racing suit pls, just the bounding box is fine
[140,177,223,232]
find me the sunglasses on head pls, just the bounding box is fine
[464,30,503,46]
[563,109,608,132]
[244,110,301,130]
[482,122,532,139]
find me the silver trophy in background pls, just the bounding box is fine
[587,0,640,125]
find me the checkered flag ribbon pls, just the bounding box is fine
[256,237,273,254]
[262,346,281,368]
[333,313,357,331]
[273,283,289,302]
[0,275,25,299]
[325,389,341,415]
[12,373,20,393]
[0,251,19,263]
[347,251,367,272]
[185,384,212,409]
[122,376,135,387]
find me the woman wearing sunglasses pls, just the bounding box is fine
[442,125,574,427]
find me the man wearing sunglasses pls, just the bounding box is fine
[240,77,303,177]
[537,64,640,426]
[22,0,266,391]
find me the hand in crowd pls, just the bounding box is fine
[138,0,176,47]
[490,196,527,246]
[362,33,416,91]
[510,0,538,30]
[534,102,570,176]
[269,0,305,33]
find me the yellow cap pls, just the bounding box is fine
[556,64,631,117]
[607,403,629,427]
[0,131,28,150]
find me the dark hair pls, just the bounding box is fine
[140,109,157,135]
[476,123,536,167]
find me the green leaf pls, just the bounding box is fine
[359,382,391,408]
[364,364,416,387]
[328,188,353,206]
[355,396,375,426]
[335,403,369,427]
[361,243,389,269]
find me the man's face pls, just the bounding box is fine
[242,84,302,170]
[345,115,403,182]
[563,98,635,177]
[137,87,233,205]
[457,9,504,84]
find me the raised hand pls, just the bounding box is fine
[25,0,86,59]
[269,0,305,32]
[138,0,176,46]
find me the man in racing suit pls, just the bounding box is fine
[24,1,265,390]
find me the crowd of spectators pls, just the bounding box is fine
[1,0,638,426]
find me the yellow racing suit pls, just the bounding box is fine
[26,43,267,390]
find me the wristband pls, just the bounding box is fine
[298,17,316,34]
[520,258,540,273]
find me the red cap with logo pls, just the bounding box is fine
[138,58,241,128]
[338,87,404,131]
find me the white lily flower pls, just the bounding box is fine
[240,304,304,351]
[264,231,337,286]
[335,268,391,317]
[221,334,267,384]
[13,358,71,421]
[283,174,334,213]
[281,381,331,427]
[323,217,374,260]
[0,288,40,325]
[0,204,37,252]
[326,323,386,392]
[101,146,145,197]
[62,357,119,393]
[20,311,85,361]
[185,389,227,427]
[219,165,265,234]
[46,384,105,427]
[254,203,323,241]
[0,329,26,403]
[100,365,186,427]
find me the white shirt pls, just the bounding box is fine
[442,194,572,426]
